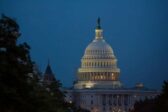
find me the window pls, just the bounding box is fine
[103,107,106,111]
[102,95,106,105]
[109,95,112,105]
[91,100,93,105]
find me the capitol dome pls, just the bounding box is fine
[86,39,113,52]
[84,39,115,59]
[74,18,122,89]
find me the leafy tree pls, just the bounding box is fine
[0,14,70,112]
[66,103,90,112]
[156,81,168,112]
[42,81,69,112]
[130,80,168,112]
[0,14,38,112]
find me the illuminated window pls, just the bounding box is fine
[100,75,103,80]
[112,73,115,80]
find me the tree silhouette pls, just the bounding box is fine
[0,14,37,112]
[0,14,70,112]
[130,80,168,112]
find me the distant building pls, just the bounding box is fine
[42,61,56,85]
[65,18,159,112]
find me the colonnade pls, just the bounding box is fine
[81,61,116,68]
[78,72,118,81]
[101,94,132,107]
[96,94,132,112]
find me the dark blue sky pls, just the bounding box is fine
[1,0,168,89]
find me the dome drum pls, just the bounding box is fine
[77,72,120,81]
[74,80,122,89]
[78,68,120,73]
[81,60,118,68]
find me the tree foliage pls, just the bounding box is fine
[156,81,168,112]
[130,80,168,112]
[0,14,70,112]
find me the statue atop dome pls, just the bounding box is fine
[95,17,103,39]
[96,17,101,29]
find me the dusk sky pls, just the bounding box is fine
[0,0,168,89]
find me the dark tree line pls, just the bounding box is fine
[0,14,77,112]
[130,81,168,112]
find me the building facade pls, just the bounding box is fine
[65,19,159,112]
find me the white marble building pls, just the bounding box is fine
[65,19,159,112]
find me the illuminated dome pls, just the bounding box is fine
[74,18,122,89]
[84,39,115,59]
